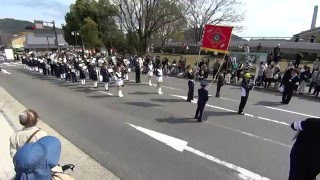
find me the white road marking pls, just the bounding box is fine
[257,116,290,126]
[98,91,114,96]
[219,97,240,102]
[205,121,291,148]
[127,123,270,180]
[262,106,320,119]
[1,62,22,67]
[217,97,317,120]
[170,94,289,126]
[1,69,11,74]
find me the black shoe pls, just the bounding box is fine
[197,119,202,122]
[237,112,244,115]
[187,100,191,102]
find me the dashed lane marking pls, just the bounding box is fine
[262,106,320,119]
[170,94,290,126]
[204,121,291,148]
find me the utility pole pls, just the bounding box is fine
[52,21,59,49]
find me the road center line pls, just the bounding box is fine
[219,97,241,102]
[205,121,291,148]
[262,106,320,118]
[170,94,290,126]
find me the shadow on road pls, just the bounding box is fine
[253,101,286,106]
[87,95,117,98]
[125,102,162,107]
[156,117,199,124]
[150,98,185,103]
[202,111,238,121]
[128,91,158,95]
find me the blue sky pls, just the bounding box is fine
[0,0,318,37]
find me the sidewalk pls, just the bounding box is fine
[0,112,15,180]
[0,87,120,180]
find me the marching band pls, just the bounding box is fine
[19,51,168,98]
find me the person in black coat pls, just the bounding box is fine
[238,73,253,115]
[56,62,61,79]
[70,65,77,83]
[91,66,98,88]
[294,53,302,68]
[216,71,224,98]
[186,67,195,102]
[79,65,86,86]
[65,64,71,81]
[289,118,320,180]
[273,44,281,64]
[135,58,141,83]
[194,80,209,122]
[282,69,300,104]
[281,67,293,87]
[100,65,110,91]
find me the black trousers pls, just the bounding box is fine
[314,85,320,96]
[65,73,71,81]
[50,65,54,76]
[187,80,194,102]
[136,69,141,83]
[71,72,77,83]
[308,82,317,93]
[282,88,293,104]
[289,144,320,180]
[213,70,218,79]
[238,96,248,113]
[195,104,205,121]
[216,85,222,97]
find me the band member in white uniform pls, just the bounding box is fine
[79,64,87,85]
[147,62,154,86]
[115,67,124,97]
[156,65,164,94]
[123,59,130,81]
[92,66,98,88]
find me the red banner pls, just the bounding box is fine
[201,24,233,53]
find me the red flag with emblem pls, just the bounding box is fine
[201,24,233,53]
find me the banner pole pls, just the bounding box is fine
[207,28,233,90]
[196,47,202,68]
[206,53,226,90]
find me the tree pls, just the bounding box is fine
[95,0,126,53]
[154,17,187,50]
[186,0,244,44]
[80,17,102,48]
[117,0,191,55]
[63,0,125,52]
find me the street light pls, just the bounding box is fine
[71,31,79,46]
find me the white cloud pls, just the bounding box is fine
[238,0,319,37]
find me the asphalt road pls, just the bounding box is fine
[1,63,319,180]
